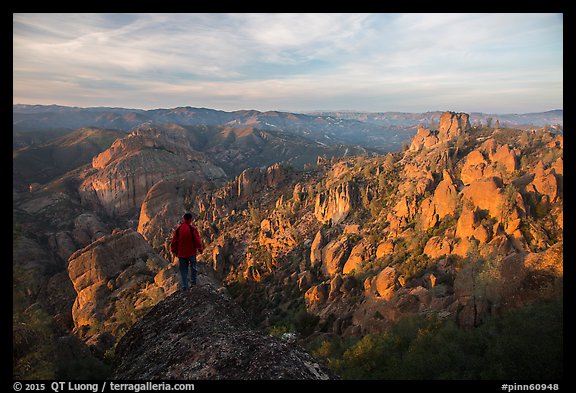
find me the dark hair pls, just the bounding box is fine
[183,212,193,220]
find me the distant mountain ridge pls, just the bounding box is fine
[308,109,563,128]
[14,105,562,153]
[13,104,402,151]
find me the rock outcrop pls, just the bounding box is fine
[67,228,179,353]
[460,140,519,185]
[310,229,327,268]
[314,180,358,225]
[420,170,459,229]
[409,111,470,151]
[14,107,563,379]
[343,240,371,275]
[259,221,296,259]
[409,126,439,151]
[437,111,471,141]
[423,236,452,259]
[529,161,560,203]
[460,150,488,185]
[112,284,338,380]
[195,163,293,223]
[80,125,226,217]
[137,175,212,258]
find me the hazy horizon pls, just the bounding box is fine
[13,13,563,114]
[12,102,563,116]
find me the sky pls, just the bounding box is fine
[13,13,563,114]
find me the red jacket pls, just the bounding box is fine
[170,218,203,258]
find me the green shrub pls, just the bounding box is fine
[314,299,562,380]
[55,355,111,380]
[294,308,320,336]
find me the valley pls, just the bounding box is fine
[12,106,563,380]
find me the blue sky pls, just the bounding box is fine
[13,13,563,113]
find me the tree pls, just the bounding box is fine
[518,131,531,150]
[499,183,520,220]
[454,133,468,159]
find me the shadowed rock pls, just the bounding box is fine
[112,283,338,380]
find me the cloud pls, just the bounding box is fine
[13,13,563,113]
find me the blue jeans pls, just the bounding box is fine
[178,256,197,289]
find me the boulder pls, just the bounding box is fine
[410,126,439,151]
[258,211,297,258]
[292,183,305,203]
[266,163,291,188]
[376,239,395,258]
[343,224,361,235]
[137,176,203,257]
[211,236,234,277]
[237,167,265,200]
[49,231,79,264]
[321,237,351,277]
[343,241,369,275]
[432,170,459,220]
[530,162,559,202]
[461,177,504,220]
[484,234,512,256]
[473,225,491,243]
[73,213,109,247]
[305,283,329,310]
[492,144,518,173]
[393,196,412,219]
[328,274,344,300]
[373,266,399,301]
[419,197,438,229]
[479,138,498,157]
[297,271,314,291]
[451,238,469,258]
[419,170,460,231]
[423,236,452,259]
[551,157,563,176]
[460,150,487,185]
[455,204,478,240]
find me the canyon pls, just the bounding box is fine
[13,107,563,380]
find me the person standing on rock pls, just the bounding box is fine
[170,212,203,290]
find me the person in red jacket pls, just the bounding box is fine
[170,212,203,290]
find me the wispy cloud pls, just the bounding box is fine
[13,13,562,113]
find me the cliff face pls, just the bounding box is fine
[79,125,227,218]
[112,283,337,380]
[67,228,180,355]
[314,180,358,225]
